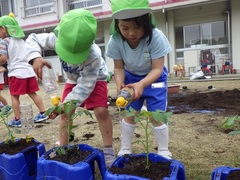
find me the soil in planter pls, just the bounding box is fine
[49,145,92,165]
[0,138,40,155]
[226,170,240,180]
[108,155,171,180]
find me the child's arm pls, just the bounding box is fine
[26,32,56,78]
[0,54,8,66]
[0,65,7,73]
[26,32,56,64]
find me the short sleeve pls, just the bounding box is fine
[150,29,172,60]
[106,35,122,60]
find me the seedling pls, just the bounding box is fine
[45,100,93,154]
[0,106,21,144]
[221,115,240,135]
[125,107,172,169]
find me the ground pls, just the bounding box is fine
[1,77,240,179]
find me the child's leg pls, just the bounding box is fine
[94,107,113,147]
[153,124,172,159]
[0,84,8,106]
[0,94,8,106]
[85,81,115,166]
[11,95,20,119]
[94,106,115,167]
[28,92,45,112]
[28,92,48,122]
[118,117,135,156]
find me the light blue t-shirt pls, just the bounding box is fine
[106,28,172,76]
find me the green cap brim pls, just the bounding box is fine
[112,8,151,19]
[109,13,157,35]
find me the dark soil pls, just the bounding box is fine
[108,154,171,180]
[167,88,240,116]
[0,138,40,155]
[48,145,92,165]
[227,170,240,180]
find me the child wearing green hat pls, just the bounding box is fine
[0,13,48,127]
[25,9,115,166]
[106,0,172,159]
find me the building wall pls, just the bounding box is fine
[231,0,240,70]
[4,0,238,75]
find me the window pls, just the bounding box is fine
[69,0,102,10]
[183,21,228,48]
[24,0,54,17]
[0,1,10,16]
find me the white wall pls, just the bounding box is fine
[231,0,240,70]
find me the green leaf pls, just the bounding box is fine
[71,124,78,129]
[45,106,58,116]
[228,130,240,135]
[222,116,240,128]
[83,110,93,119]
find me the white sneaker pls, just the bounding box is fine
[158,150,172,159]
[118,149,131,156]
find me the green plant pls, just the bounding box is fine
[221,115,240,135]
[125,107,172,169]
[0,106,20,144]
[45,100,93,154]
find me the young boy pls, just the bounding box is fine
[0,13,48,127]
[25,9,115,166]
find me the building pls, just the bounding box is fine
[1,0,239,77]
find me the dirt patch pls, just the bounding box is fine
[168,88,240,116]
[1,79,240,179]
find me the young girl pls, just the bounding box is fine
[0,13,48,127]
[106,0,172,159]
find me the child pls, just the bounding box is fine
[106,0,172,159]
[25,9,115,166]
[0,13,48,127]
[0,64,12,114]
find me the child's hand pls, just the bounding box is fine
[45,105,64,119]
[48,110,60,119]
[126,82,144,101]
[32,57,52,79]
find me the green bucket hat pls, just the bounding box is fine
[0,13,25,38]
[109,0,156,35]
[54,9,97,64]
[111,0,152,19]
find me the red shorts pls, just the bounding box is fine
[9,76,39,95]
[0,84,4,90]
[62,81,108,110]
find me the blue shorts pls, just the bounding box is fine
[124,70,168,112]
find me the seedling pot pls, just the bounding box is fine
[36,143,106,180]
[105,153,186,180]
[0,139,45,180]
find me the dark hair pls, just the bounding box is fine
[114,13,154,44]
